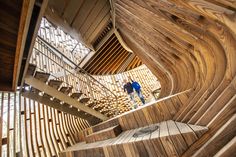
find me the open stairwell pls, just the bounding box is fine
[59,91,209,157]
[22,64,108,125]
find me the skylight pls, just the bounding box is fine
[38,18,91,65]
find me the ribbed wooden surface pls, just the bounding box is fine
[115,0,236,156]
[45,0,111,48]
[0,92,90,157]
[83,34,142,75]
[60,120,208,157]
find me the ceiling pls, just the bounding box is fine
[0,0,46,91]
[0,0,22,91]
[82,33,142,75]
[45,0,143,75]
[46,0,111,48]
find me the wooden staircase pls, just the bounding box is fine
[59,120,208,157]
[85,125,122,143]
[59,92,209,157]
[22,64,108,124]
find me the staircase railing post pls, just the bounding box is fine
[35,36,120,117]
[85,74,94,101]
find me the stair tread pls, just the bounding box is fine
[101,110,109,114]
[71,92,83,99]
[80,98,90,103]
[94,106,104,111]
[48,80,62,89]
[60,87,67,92]
[43,93,51,99]
[27,64,36,76]
[31,87,40,94]
[60,86,73,95]
[35,71,50,82]
[87,102,96,107]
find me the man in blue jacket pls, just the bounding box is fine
[123,79,137,109]
[130,78,145,105]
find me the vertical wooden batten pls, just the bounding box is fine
[12,0,35,91]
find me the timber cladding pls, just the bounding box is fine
[0,92,90,157]
[0,0,23,91]
[82,33,142,75]
[1,0,236,156]
[116,90,190,131]
[78,90,190,137]
[114,0,236,156]
[59,120,208,157]
[0,0,46,91]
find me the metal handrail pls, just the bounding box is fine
[33,47,108,98]
[37,36,117,98]
[36,36,120,116]
[33,64,72,88]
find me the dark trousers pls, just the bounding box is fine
[136,90,145,104]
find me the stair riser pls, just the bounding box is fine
[86,125,122,143]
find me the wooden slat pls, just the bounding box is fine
[0,93,4,157]
[62,0,85,25]
[85,125,122,143]
[83,33,143,75]
[79,0,108,32]
[12,0,36,91]
[85,8,110,43]
[214,136,236,157]
[102,49,129,75]
[188,124,208,139]
[2,0,236,156]
[72,0,98,29]
[159,121,178,156]
[60,121,208,157]
[96,47,126,75]
[90,43,122,74]
[83,34,116,71]
[167,120,188,156]
[150,123,168,157]
[175,121,198,146]
[190,114,236,157]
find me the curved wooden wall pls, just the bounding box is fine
[0,92,89,157]
[115,0,236,156]
[94,65,161,113]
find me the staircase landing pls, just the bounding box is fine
[59,120,208,157]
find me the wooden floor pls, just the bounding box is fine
[89,90,192,134]
[60,120,208,157]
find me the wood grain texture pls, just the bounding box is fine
[0,0,24,91]
[1,0,236,156]
[82,33,142,75]
[114,0,236,156]
[60,120,207,157]
[46,0,111,49]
